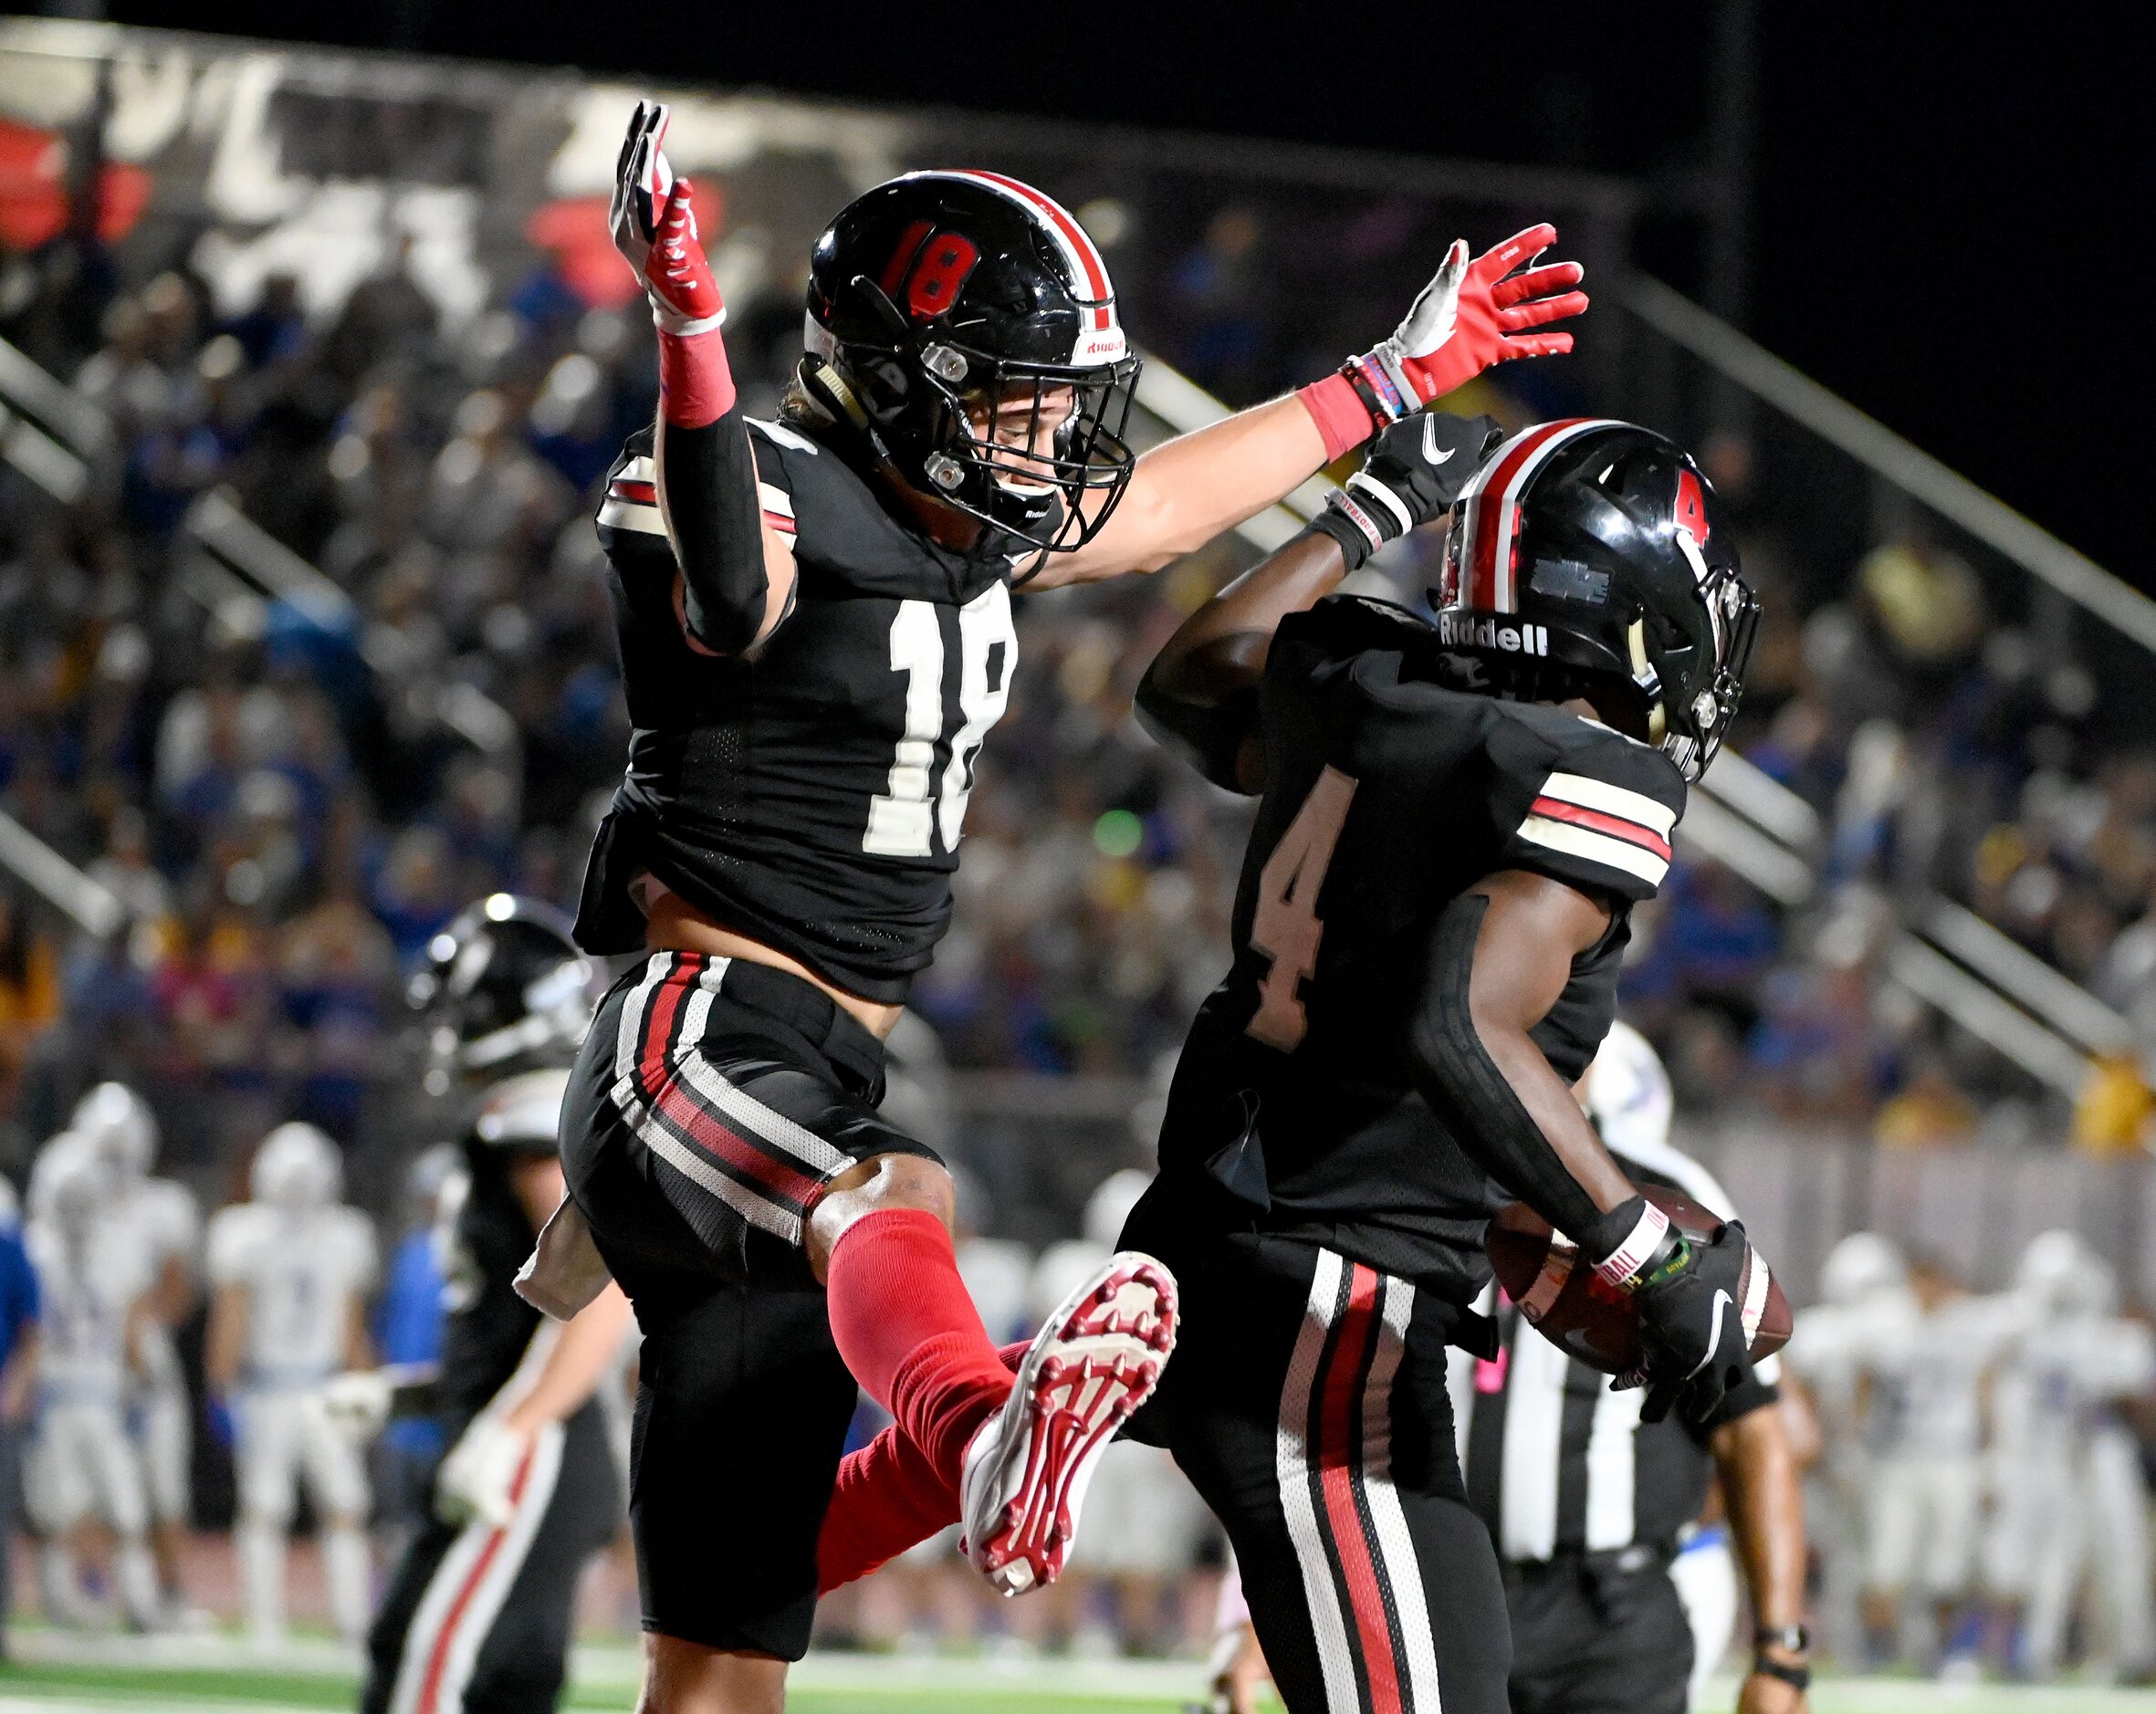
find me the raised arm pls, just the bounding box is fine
[1135,411,1498,791]
[1031,226,1583,588]
[612,101,797,654]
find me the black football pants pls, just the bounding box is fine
[1119,1210,1511,1714]
[1505,1548,1694,1714]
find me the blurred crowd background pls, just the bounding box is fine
[3,20,2156,1667]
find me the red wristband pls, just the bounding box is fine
[1296,372,1376,464]
[657,327,737,429]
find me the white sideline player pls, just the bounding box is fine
[1851,1251,2015,1666]
[205,1123,377,1646]
[1988,1232,2156,1678]
[68,1082,201,1620]
[1783,1229,1907,1664]
[24,1134,163,1630]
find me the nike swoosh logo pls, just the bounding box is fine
[1686,1289,1733,1381]
[1422,414,1456,464]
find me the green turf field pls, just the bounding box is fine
[6,1636,2156,1712]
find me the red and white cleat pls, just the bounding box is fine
[959,1250,1177,1597]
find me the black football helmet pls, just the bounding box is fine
[408,894,595,1095]
[801,171,1140,558]
[1435,420,1760,780]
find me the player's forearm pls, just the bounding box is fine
[1135,528,1346,790]
[152,1256,194,1327]
[501,1281,633,1436]
[343,1301,376,1374]
[205,1288,246,1392]
[1043,393,1329,584]
[1,1332,37,1420]
[1712,1406,1808,1635]
[1411,880,1650,1268]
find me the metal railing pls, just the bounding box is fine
[1622,277,2156,657]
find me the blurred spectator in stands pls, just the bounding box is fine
[1627,860,1780,1041]
[1746,893,1900,1122]
[276,882,396,1137]
[320,231,436,382]
[1872,1050,1982,1147]
[367,825,461,963]
[221,270,306,370]
[1166,206,1272,400]
[0,890,59,1104]
[86,802,171,926]
[1858,529,1987,685]
[2072,1052,2156,1156]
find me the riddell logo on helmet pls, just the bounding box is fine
[1073,326,1127,362]
[1439,612,1550,655]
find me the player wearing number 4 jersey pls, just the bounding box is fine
[537,101,1588,1707]
[1104,412,1768,1714]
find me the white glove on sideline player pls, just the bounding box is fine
[323,1371,395,1442]
[435,1417,540,1530]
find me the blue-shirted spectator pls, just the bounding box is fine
[0,1179,42,1659]
[369,1150,452,1534]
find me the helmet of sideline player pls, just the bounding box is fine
[801,171,1139,558]
[471,1067,572,1158]
[409,894,594,1096]
[70,1082,158,1182]
[42,1135,109,1234]
[1436,420,1761,780]
[251,1122,342,1209]
[1819,1231,1907,1306]
[1580,1019,1674,1158]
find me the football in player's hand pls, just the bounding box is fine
[1483,1186,1792,1375]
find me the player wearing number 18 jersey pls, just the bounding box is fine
[545,102,1587,1705]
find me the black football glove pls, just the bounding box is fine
[1616,1218,1757,1425]
[1308,411,1502,571]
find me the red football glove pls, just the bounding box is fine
[1345,225,1586,423]
[610,100,725,337]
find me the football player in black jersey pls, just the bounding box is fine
[351,898,633,1714]
[534,103,1589,1708]
[1113,412,1766,1713]
[815,413,1769,1712]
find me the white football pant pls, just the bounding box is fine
[235,1387,372,1643]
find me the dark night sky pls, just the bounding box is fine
[105,3,2155,583]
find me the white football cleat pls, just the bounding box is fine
[959,1250,1177,1596]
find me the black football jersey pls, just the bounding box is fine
[575,417,1020,1003]
[435,1124,549,1427]
[1156,596,1688,1300]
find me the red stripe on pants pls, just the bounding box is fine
[652,1071,822,1207]
[414,1447,536,1714]
[634,956,704,1102]
[1317,1262,1405,1714]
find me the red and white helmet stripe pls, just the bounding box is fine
[1452,418,1625,612]
[921,170,1125,366]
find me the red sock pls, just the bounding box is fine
[818,1340,1028,1594]
[825,1210,1013,1488]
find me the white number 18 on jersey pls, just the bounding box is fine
[1246,766,1357,1051]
